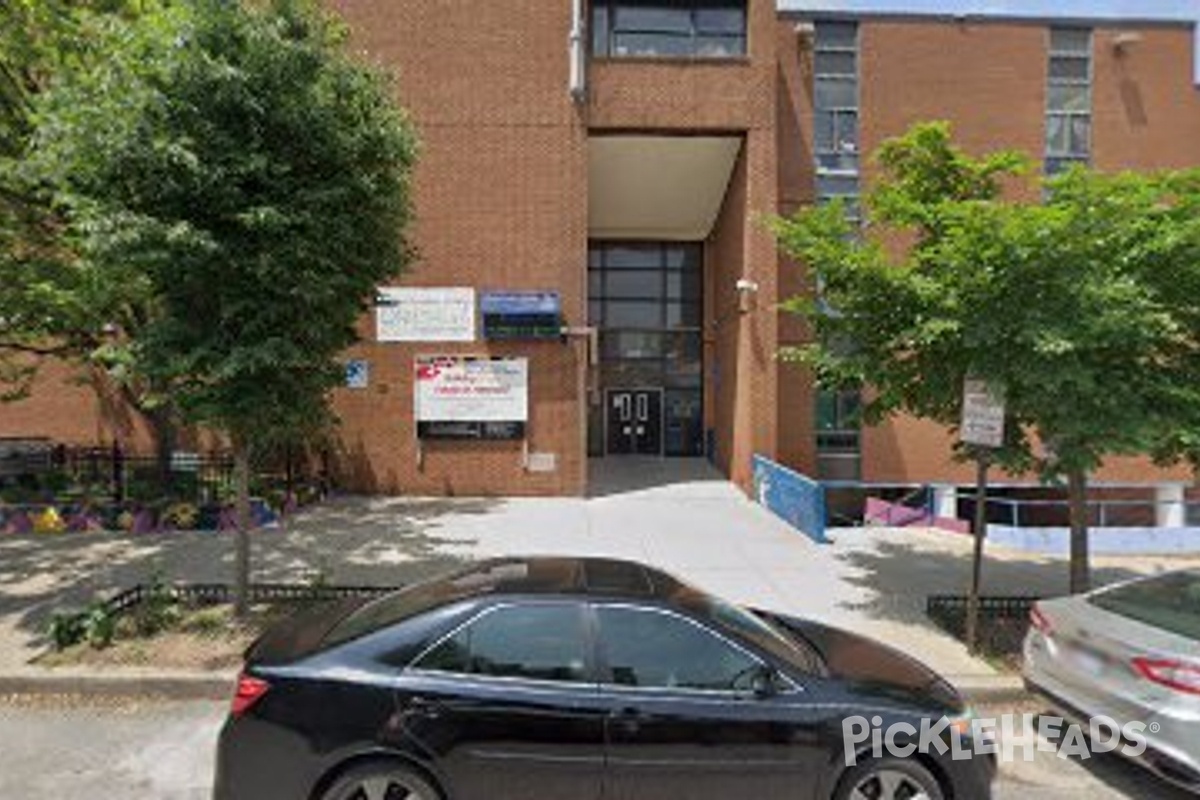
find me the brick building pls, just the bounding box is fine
[3,0,1199,505]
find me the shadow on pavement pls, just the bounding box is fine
[829,536,1150,627]
[0,495,493,655]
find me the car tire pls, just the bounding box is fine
[833,756,945,800]
[320,760,441,800]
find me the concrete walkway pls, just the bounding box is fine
[3,456,1195,689]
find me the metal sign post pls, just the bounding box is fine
[960,378,1006,655]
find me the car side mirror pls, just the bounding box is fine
[749,665,780,699]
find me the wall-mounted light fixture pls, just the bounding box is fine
[794,20,814,51]
[1112,31,1143,55]
[736,277,759,314]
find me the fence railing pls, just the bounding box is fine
[962,496,1198,529]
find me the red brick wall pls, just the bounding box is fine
[324,0,590,495]
[844,19,1196,486]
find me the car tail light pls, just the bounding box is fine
[231,673,270,717]
[1132,657,1200,696]
[1029,604,1053,636]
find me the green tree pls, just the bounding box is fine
[27,0,418,613]
[0,0,185,483]
[773,122,1200,596]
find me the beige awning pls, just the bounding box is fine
[588,135,742,241]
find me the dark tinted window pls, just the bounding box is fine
[415,604,590,683]
[597,606,761,690]
[1090,571,1200,641]
[593,0,746,58]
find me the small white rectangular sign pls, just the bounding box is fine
[961,379,1006,448]
[376,287,475,342]
[415,356,528,423]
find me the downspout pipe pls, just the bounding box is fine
[569,0,587,102]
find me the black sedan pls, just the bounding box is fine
[214,556,995,800]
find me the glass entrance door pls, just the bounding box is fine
[606,389,663,456]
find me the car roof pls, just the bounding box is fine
[432,556,689,602]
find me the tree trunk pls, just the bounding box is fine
[965,455,989,655]
[146,405,177,496]
[233,441,253,618]
[1067,469,1090,594]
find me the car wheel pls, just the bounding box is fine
[321,761,440,800]
[834,757,944,800]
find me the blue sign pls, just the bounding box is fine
[345,359,369,389]
[481,291,562,340]
[480,291,561,316]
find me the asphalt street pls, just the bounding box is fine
[0,696,1191,800]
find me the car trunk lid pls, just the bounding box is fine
[243,597,369,667]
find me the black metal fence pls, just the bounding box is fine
[103,582,404,617]
[926,594,1041,655]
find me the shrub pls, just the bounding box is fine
[133,575,180,636]
[83,603,116,649]
[47,611,86,651]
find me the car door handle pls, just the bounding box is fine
[407,696,443,719]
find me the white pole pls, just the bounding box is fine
[569,0,587,102]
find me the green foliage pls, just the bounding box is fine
[0,0,158,396]
[83,601,116,648]
[25,0,417,451]
[773,121,1200,479]
[773,121,1200,590]
[47,609,86,650]
[133,573,180,636]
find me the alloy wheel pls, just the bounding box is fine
[849,768,932,800]
[336,774,428,800]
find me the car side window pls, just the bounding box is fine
[413,603,590,684]
[596,606,762,691]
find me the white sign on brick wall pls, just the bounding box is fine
[376,287,475,342]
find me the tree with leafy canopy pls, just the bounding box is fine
[25,0,418,613]
[0,0,189,484]
[773,122,1200,596]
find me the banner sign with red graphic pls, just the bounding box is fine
[414,356,528,439]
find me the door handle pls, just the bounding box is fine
[407,696,443,719]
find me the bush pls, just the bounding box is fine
[133,575,180,636]
[47,611,86,651]
[83,603,116,649]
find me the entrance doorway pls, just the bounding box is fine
[606,389,663,456]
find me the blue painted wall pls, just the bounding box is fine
[752,455,828,543]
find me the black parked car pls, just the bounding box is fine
[214,557,995,800]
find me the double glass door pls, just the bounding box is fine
[606,389,662,456]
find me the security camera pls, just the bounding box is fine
[736,278,759,293]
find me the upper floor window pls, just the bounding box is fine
[1045,27,1092,175]
[592,0,747,59]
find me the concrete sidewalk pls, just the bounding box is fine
[5,457,1190,699]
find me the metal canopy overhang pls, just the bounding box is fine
[588,135,742,242]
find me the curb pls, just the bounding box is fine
[0,671,235,701]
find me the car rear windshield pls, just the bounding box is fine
[321,561,537,648]
[1089,571,1200,642]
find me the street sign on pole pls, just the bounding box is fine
[961,379,1005,448]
